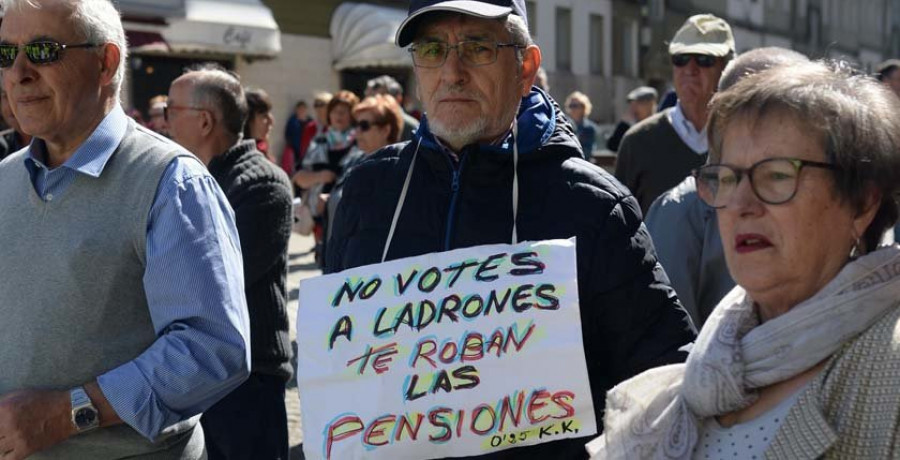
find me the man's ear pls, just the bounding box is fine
[98,43,120,87]
[199,110,215,137]
[519,45,542,97]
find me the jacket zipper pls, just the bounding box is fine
[443,153,467,251]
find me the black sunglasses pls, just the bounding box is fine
[671,54,718,68]
[0,41,98,68]
[356,120,384,132]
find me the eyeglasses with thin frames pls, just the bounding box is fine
[671,53,718,68]
[163,104,208,122]
[0,41,97,68]
[408,40,524,68]
[693,157,839,208]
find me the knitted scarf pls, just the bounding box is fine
[587,245,900,459]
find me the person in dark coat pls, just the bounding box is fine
[167,65,294,460]
[326,1,694,458]
[606,86,657,153]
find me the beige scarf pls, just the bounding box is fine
[587,245,900,459]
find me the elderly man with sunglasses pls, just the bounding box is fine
[614,14,735,214]
[0,1,250,459]
[326,1,693,458]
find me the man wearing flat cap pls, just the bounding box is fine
[615,14,735,214]
[326,0,693,458]
[606,86,658,152]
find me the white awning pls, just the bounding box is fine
[162,0,281,57]
[330,2,411,70]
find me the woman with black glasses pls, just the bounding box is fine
[588,60,900,459]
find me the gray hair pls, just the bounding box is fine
[708,60,900,253]
[505,14,533,67]
[366,75,403,98]
[718,47,808,91]
[1,0,128,98]
[504,14,534,48]
[183,64,248,140]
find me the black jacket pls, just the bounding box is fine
[208,140,294,380]
[327,89,693,459]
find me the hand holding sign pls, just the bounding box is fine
[296,238,596,460]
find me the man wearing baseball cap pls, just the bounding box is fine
[327,1,693,458]
[615,14,735,213]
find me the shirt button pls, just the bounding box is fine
[45,193,53,201]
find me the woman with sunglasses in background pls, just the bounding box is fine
[323,94,404,261]
[589,60,900,459]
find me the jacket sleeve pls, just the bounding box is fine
[645,185,703,332]
[324,169,360,274]
[232,176,293,286]
[582,193,695,397]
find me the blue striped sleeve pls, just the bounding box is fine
[96,156,251,441]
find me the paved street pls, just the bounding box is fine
[285,233,320,459]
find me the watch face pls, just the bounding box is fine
[74,407,97,427]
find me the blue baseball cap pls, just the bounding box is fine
[395,0,528,47]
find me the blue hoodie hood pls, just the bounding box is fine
[414,86,570,156]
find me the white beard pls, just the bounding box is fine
[429,115,489,151]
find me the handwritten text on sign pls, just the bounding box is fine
[296,239,596,460]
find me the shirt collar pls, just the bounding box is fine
[25,104,129,177]
[667,102,708,154]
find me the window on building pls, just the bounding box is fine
[556,7,572,71]
[589,14,604,75]
[525,1,537,36]
[613,17,638,77]
[808,5,821,46]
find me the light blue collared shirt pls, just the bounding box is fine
[667,102,709,154]
[23,105,251,441]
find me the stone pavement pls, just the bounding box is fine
[285,233,320,459]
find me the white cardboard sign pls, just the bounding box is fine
[296,238,596,459]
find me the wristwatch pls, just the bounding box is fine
[70,386,99,433]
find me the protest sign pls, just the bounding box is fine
[297,238,596,459]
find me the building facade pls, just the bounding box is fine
[4,0,897,158]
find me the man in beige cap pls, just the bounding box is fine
[615,13,734,213]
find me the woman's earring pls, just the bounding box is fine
[850,235,865,258]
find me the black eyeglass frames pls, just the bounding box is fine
[694,157,839,208]
[0,41,98,68]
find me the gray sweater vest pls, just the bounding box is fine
[0,122,203,459]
